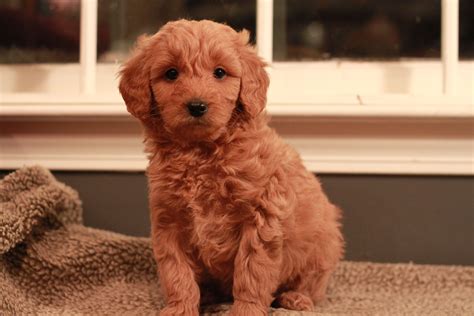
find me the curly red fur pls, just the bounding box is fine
[119,19,344,316]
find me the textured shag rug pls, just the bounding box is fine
[1,166,473,315]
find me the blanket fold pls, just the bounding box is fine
[1,166,473,315]
[0,166,82,254]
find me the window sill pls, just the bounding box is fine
[1,95,473,175]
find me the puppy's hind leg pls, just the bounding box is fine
[304,268,334,304]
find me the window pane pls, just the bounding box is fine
[97,0,256,63]
[460,0,474,59]
[0,0,80,63]
[274,0,442,61]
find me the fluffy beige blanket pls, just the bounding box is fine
[1,166,473,315]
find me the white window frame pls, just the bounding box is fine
[0,0,473,175]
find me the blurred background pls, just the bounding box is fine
[1,0,473,63]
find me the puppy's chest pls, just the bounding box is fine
[178,163,226,209]
[182,162,246,266]
[160,159,243,273]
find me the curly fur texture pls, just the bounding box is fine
[119,19,344,316]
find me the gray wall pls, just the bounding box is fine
[1,170,473,266]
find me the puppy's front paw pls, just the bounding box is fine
[160,304,199,316]
[228,300,267,316]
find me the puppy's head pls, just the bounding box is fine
[119,19,269,142]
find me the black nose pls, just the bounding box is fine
[187,101,208,117]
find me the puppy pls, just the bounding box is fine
[119,19,344,316]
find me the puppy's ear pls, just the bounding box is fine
[119,35,153,123]
[237,30,270,118]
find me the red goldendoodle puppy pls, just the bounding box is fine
[119,19,344,316]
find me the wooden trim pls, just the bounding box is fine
[1,116,472,175]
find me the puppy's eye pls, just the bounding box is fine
[165,68,179,80]
[213,67,226,79]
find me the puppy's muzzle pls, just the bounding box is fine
[187,100,208,117]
